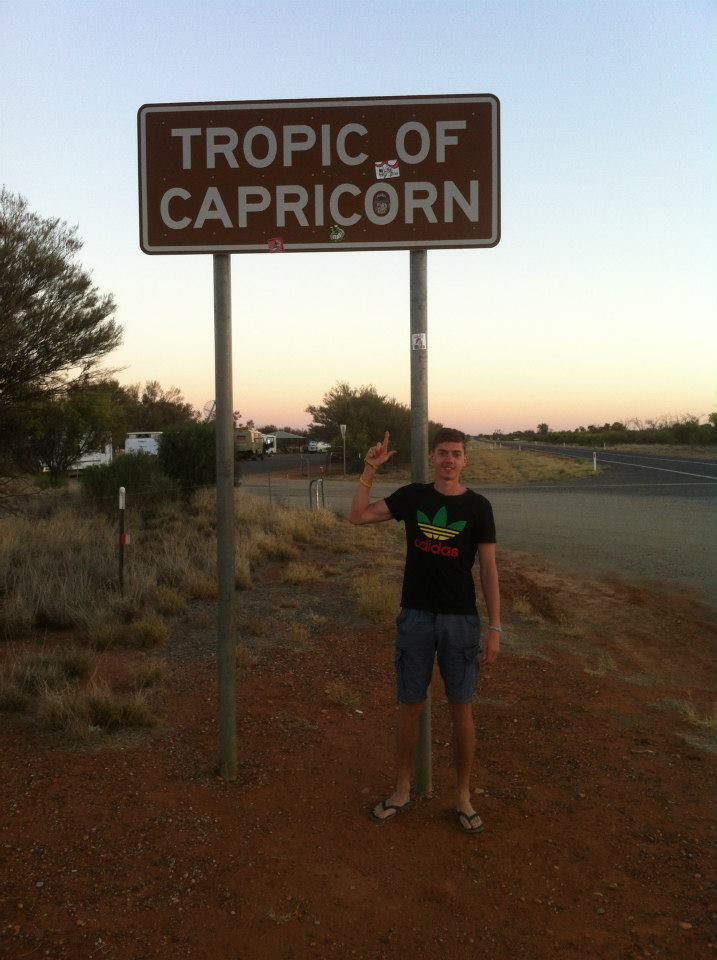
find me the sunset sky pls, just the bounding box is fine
[2,0,715,434]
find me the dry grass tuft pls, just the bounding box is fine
[5,648,92,695]
[0,677,32,712]
[185,573,219,600]
[88,616,169,650]
[245,531,300,563]
[557,615,589,640]
[240,615,266,637]
[131,658,166,690]
[656,695,717,731]
[234,557,253,590]
[584,652,618,676]
[236,644,258,670]
[37,682,157,739]
[283,562,320,585]
[325,679,362,712]
[356,573,400,621]
[0,594,34,640]
[151,586,187,615]
[304,609,327,626]
[282,621,311,650]
[0,642,162,737]
[511,595,546,625]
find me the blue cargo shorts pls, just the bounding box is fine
[394,608,481,705]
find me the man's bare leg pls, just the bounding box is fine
[372,700,425,820]
[450,701,480,822]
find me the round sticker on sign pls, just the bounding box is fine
[412,333,427,350]
[372,190,391,217]
[329,225,345,242]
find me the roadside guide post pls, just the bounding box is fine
[137,94,499,781]
[118,486,126,594]
[410,250,432,796]
[214,254,237,781]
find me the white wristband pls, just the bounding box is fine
[487,625,502,633]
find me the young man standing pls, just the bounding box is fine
[349,428,500,834]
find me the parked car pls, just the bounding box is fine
[307,440,331,453]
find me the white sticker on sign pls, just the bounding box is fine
[375,159,400,180]
[412,333,427,350]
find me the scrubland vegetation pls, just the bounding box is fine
[0,485,342,740]
[1,440,714,751]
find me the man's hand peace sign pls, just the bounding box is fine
[366,432,397,469]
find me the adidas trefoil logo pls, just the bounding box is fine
[416,507,466,541]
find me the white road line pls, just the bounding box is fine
[479,481,717,490]
[597,459,717,480]
[505,445,717,480]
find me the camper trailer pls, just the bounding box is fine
[234,427,264,461]
[71,443,113,470]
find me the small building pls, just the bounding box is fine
[125,431,162,455]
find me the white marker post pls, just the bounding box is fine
[118,486,126,594]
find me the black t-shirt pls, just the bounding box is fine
[384,483,496,615]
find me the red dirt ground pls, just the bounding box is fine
[1,555,716,960]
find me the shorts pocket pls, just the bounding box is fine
[396,608,410,626]
[463,643,480,666]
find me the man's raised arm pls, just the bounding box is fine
[348,431,396,525]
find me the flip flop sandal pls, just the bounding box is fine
[369,799,413,823]
[456,810,485,835]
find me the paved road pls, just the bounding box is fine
[495,441,717,498]
[240,450,717,609]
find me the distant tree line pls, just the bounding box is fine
[492,414,717,447]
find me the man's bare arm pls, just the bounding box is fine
[348,431,396,526]
[477,542,501,665]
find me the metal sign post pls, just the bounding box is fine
[340,423,347,476]
[410,249,432,796]
[214,254,237,781]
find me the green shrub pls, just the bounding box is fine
[158,421,216,497]
[80,452,180,512]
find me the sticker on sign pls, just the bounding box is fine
[137,95,499,254]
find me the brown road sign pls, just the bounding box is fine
[137,94,500,254]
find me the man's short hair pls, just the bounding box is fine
[431,428,467,451]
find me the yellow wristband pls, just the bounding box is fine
[364,458,378,470]
[359,478,372,489]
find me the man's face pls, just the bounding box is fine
[430,442,468,480]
